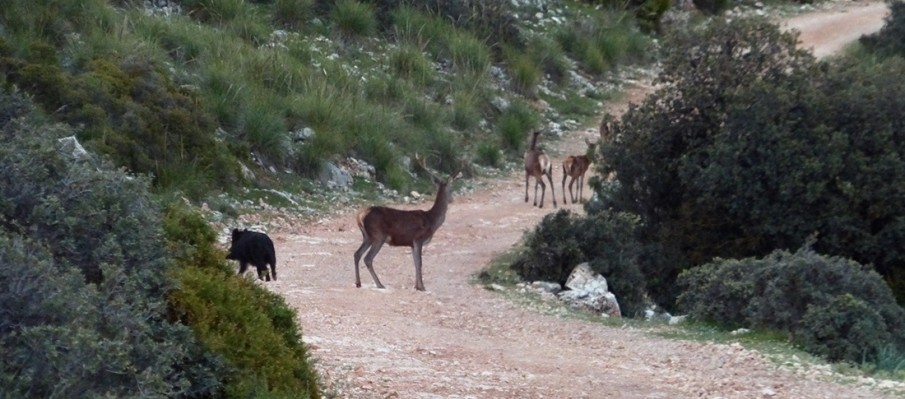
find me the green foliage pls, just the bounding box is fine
[388,44,433,84]
[524,35,570,85]
[181,0,250,24]
[860,0,905,58]
[677,246,905,363]
[273,0,315,29]
[504,46,541,97]
[798,294,892,363]
[0,90,222,397]
[475,141,503,167]
[554,9,651,76]
[330,0,378,39]
[163,205,321,399]
[597,16,905,307]
[0,46,240,197]
[1,0,657,205]
[497,100,539,152]
[510,210,649,316]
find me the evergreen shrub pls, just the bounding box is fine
[510,210,649,316]
[677,246,905,363]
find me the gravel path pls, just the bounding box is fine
[258,2,900,397]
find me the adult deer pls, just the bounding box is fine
[353,158,464,291]
[561,138,597,204]
[524,130,556,208]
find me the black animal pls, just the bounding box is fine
[226,228,277,281]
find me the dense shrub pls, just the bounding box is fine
[511,210,649,316]
[164,205,322,399]
[860,0,905,58]
[677,246,905,363]
[0,90,222,397]
[596,16,905,307]
[0,90,321,398]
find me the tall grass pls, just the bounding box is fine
[242,92,289,163]
[390,6,444,50]
[330,0,377,39]
[497,100,540,152]
[504,47,541,97]
[388,44,434,85]
[554,10,651,76]
[273,0,314,29]
[526,35,570,84]
[447,30,492,74]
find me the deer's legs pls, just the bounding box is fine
[534,178,546,207]
[412,242,425,291]
[524,173,530,203]
[353,239,370,288]
[561,168,569,205]
[546,171,557,208]
[576,175,584,203]
[363,239,386,289]
[566,177,576,203]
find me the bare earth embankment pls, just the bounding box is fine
[261,2,898,398]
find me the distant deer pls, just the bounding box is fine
[561,138,597,204]
[524,130,556,208]
[353,158,464,291]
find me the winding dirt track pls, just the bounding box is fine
[265,2,896,397]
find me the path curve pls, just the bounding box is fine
[265,3,897,397]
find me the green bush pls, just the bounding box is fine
[510,210,649,316]
[670,258,754,328]
[677,246,905,363]
[0,90,222,397]
[860,0,905,58]
[164,204,321,399]
[597,16,905,307]
[798,294,893,362]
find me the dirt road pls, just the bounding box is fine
[266,2,898,397]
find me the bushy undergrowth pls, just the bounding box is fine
[510,210,648,317]
[860,0,905,58]
[677,246,905,364]
[0,90,320,398]
[0,90,220,397]
[596,16,905,307]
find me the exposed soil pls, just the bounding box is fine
[262,2,899,398]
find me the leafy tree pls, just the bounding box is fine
[596,16,905,307]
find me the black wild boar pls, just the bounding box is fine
[226,228,277,281]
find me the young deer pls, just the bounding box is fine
[561,138,597,204]
[524,130,556,208]
[353,159,463,291]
